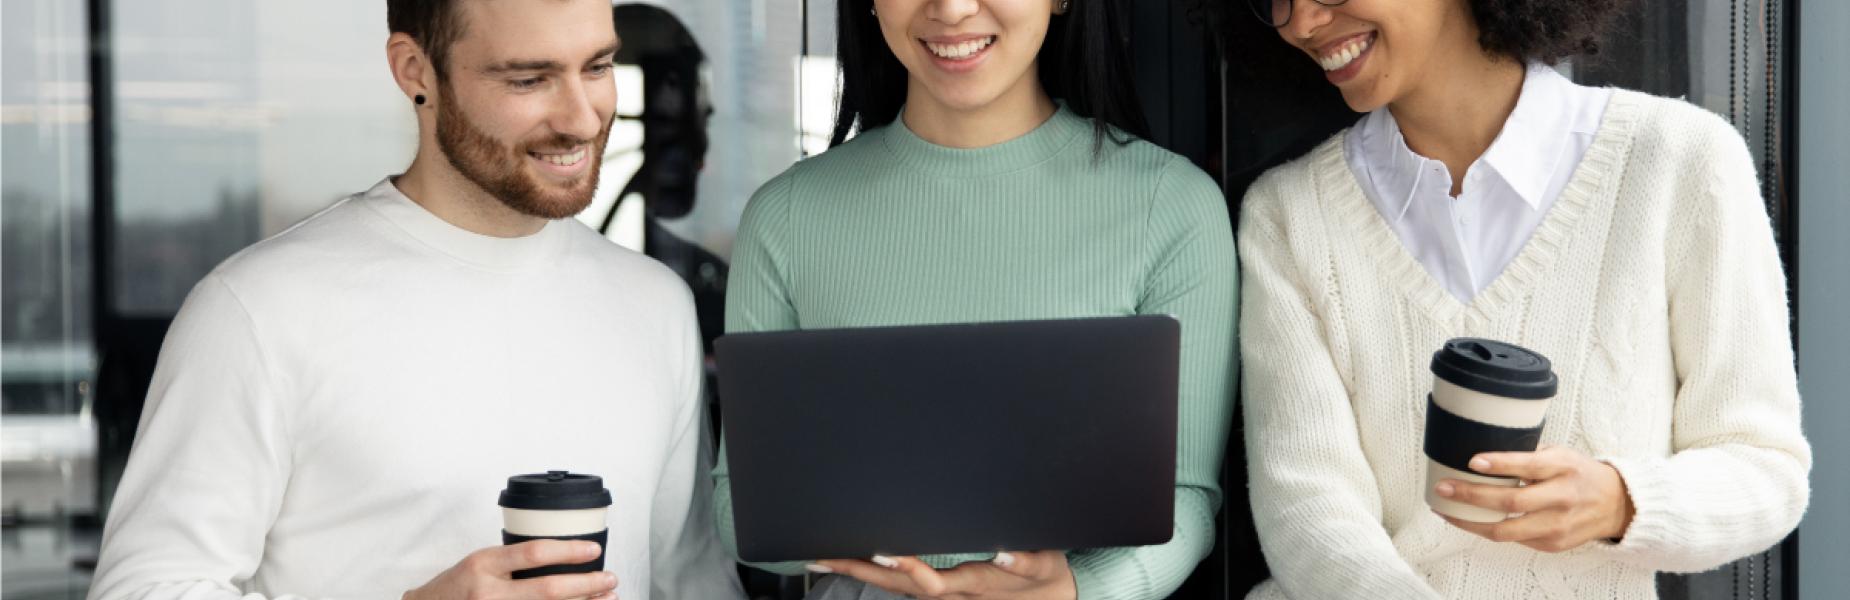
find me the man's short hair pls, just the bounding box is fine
[387,0,468,79]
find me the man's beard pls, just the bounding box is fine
[435,82,612,220]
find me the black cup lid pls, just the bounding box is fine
[1430,338,1558,400]
[499,471,612,510]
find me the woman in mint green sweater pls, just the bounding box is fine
[712,0,1238,598]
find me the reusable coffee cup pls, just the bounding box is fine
[1423,338,1558,523]
[500,470,612,579]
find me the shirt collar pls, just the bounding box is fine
[1358,63,1591,214]
[1478,63,1583,210]
[360,177,569,272]
[1354,107,1432,226]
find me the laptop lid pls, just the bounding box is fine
[715,315,1180,562]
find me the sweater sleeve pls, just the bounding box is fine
[1064,158,1239,600]
[87,275,307,600]
[710,173,810,576]
[650,288,748,599]
[1600,113,1811,573]
[1236,174,1444,600]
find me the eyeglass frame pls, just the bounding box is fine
[1248,0,1353,28]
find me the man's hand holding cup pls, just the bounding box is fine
[406,470,620,600]
[403,540,617,600]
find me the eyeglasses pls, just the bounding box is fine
[1244,0,1352,28]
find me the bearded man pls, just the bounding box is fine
[86,2,743,599]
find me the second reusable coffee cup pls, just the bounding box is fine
[500,470,612,579]
[1423,338,1558,523]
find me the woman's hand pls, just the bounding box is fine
[811,550,1076,600]
[1435,444,1636,553]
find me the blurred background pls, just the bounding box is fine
[2,0,1844,598]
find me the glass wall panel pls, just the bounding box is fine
[107,1,417,315]
[3,1,100,597]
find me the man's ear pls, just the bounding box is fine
[386,32,435,106]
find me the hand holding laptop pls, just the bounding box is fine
[810,550,1076,599]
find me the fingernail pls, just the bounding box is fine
[583,542,603,558]
[871,555,899,568]
[602,571,618,586]
[992,552,1016,567]
[1470,457,1492,471]
[805,563,834,574]
[1436,482,1455,497]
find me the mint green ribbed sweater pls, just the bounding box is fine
[714,106,1238,600]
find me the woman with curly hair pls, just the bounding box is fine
[1230,0,1811,598]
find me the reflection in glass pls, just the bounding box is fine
[3,0,101,597]
[639,0,804,261]
[107,0,417,315]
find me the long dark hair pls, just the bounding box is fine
[829,0,1150,153]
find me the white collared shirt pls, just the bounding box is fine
[1345,63,1612,302]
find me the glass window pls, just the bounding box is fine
[3,1,100,596]
[646,0,804,260]
[108,1,418,316]
[1571,0,1790,219]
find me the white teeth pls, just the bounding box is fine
[925,36,995,60]
[1318,33,1374,72]
[539,149,585,166]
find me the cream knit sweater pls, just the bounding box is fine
[1236,90,1810,599]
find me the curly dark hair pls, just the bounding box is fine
[1471,0,1625,65]
[1193,0,1628,78]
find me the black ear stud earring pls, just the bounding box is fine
[415,94,426,106]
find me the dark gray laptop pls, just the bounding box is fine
[714,315,1180,562]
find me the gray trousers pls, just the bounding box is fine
[805,575,913,600]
